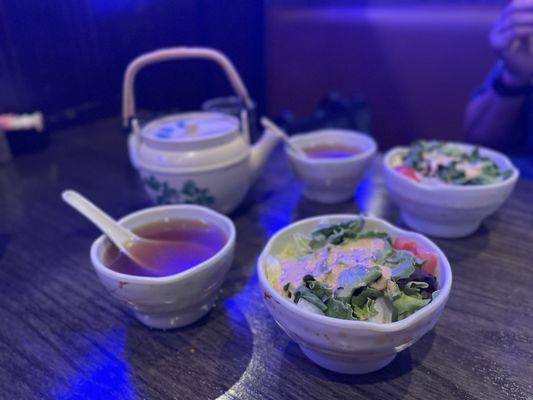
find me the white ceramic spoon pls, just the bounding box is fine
[260,117,308,157]
[62,190,179,271]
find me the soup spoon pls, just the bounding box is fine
[62,190,180,272]
[260,117,308,157]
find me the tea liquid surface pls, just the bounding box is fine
[103,219,226,277]
[303,143,362,159]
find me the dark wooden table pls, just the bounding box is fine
[1,118,532,400]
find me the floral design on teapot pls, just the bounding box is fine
[142,175,215,206]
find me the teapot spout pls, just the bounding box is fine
[249,128,281,181]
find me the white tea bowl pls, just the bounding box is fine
[383,143,519,238]
[257,214,452,374]
[286,129,377,203]
[90,204,235,329]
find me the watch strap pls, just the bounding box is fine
[492,70,530,97]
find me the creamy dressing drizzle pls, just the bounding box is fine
[420,150,484,183]
[275,238,386,293]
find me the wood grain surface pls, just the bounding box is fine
[0,118,532,400]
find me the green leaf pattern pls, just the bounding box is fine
[142,175,215,206]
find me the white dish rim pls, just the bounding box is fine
[90,204,236,285]
[286,129,377,164]
[383,142,520,192]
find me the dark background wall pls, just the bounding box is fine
[0,0,266,124]
[0,0,505,136]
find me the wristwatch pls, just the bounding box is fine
[492,62,531,97]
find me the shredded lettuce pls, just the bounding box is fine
[278,233,313,259]
[295,285,328,312]
[353,298,378,320]
[308,218,391,249]
[265,255,282,287]
[293,233,312,255]
[402,140,511,185]
[336,267,382,301]
[401,281,429,297]
[373,248,425,281]
[273,218,438,323]
[351,287,383,308]
[297,298,324,315]
[325,298,356,320]
[393,292,431,320]
[368,297,395,323]
[303,275,332,302]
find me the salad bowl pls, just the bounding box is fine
[257,215,452,374]
[383,142,519,238]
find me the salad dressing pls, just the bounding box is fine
[455,161,483,179]
[278,238,385,291]
[265,219,439,323]
[397,141,511,185]
[426,152,456,175]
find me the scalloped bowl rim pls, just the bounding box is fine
[286,129,377,164]
[90,204,236,285]
[383,142,519,192]
[257,214,452,333]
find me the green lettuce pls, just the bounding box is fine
[401,281,429,297]
[303,275,332,302]
[265,255,282,287]
[295,286,327,312]
[353,298,378,320]
[325,298,356,320]
[296,298,324,315]
[351,287,383,308]
[367,297,395,323]
[373,248,425,281]
[307,219,391,250]
[402,140,511,185]
[393,292,431,320]
[335,266,382,301]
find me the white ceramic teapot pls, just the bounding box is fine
[122,47,280,214]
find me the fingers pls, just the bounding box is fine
[490,26,533,51]
[491,3,533,50]
[496,2,533,33]
[491,25,533,50]
[505,0,533,14]
[500,12,533,32]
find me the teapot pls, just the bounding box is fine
[122,47,280,214]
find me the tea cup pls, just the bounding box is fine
[90,204,236,329]
[285,129,377,203]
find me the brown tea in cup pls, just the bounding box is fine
[102,219,226,277]
[303,143,361,159]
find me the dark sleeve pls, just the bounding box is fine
[470,62,501,100]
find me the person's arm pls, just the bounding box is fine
[465,0,533,147]
[465,68,527,147]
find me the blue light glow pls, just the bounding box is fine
[53,328,134,400]
[89,0,141,16]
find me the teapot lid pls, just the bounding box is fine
[141,112,240,150]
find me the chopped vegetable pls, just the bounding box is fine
[397,140,512,185]
[268,218,439,323]
[394,165,422,182]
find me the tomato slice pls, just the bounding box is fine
[394,165,422,182]
[393,238,438,275]
[416,249,438,276]
[393,238,418,253]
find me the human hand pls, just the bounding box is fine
[490,0,533,85]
